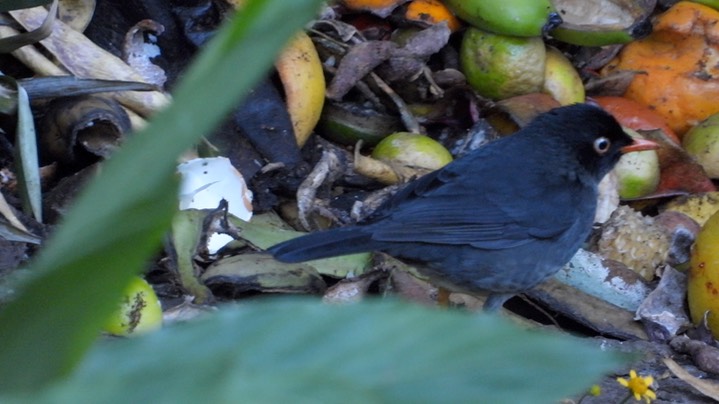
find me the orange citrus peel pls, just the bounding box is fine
[602,1,719,137]
[405,0,462,32]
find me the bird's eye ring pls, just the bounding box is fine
[593,137,611,154]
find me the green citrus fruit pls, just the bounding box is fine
[460,28,546,100]
[613,129,659,199]
[683,113,719,179]
[372,132,452,170]
[104,276,163,336]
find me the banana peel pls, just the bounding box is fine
[201,253,327,296]
[688,210,719,338]
[8,6,170,117]
[58,0,95,32]
[229,212,371,278]
[663,192,719,227]
[444,0,561,37]
[228,2,324,147]
[549,0,655,46]
[275,31,326,147]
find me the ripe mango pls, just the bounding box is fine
[688,210,719,338]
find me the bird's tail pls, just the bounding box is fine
[268,227,376,263]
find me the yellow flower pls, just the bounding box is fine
[617,370,657,403]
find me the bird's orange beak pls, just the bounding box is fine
[621,138,659,154]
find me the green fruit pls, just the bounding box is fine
[542,46,585,105]
[549,0,654,46]
[318,102,402,146]
[460,28,546,100]
[614,151,660,199]
[613,129,660,199]
[372,132,452,170]
[691,0,719,10]
[444,0,561,37]
[683,113,719,179]
[104,276,163,336]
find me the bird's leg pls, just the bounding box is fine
[295,143,351,230]
[350,184,401,222]
[482,292,514,312]
[436,287,451,308]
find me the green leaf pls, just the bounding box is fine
[0,0,323,391]
[0,75,42,222]
[14,82,42,221]
[171,210,214,303]
[1,299,628,403]
[230,213,372,277]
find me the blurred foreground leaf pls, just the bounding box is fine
[2,299,629,403]
[0,0,323,391]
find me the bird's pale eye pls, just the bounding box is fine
[593,137,611,154]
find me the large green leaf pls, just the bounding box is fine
[0,0,323,391]
[2,299,628,403]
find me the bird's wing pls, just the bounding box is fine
[369,152,591,250]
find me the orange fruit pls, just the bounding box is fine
[592,96,680,144]
[405,0,462,32]
[601,2,719,137]
[341,0,409,16]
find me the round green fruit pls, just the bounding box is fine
[460,28,546,100]
[104,276,163,336]
[613,129,660,199]
[683,113,719,179]
[372,132,452,170]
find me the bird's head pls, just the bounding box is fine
[530,103,658,180]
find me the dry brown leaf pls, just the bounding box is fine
[123,19,167,87]
[326,40,398,100]
[0,192,29,233]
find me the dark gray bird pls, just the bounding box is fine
[268,104,657,311]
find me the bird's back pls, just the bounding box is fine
[269,104,628,306]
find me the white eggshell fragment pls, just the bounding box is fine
[177,157,253,221]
